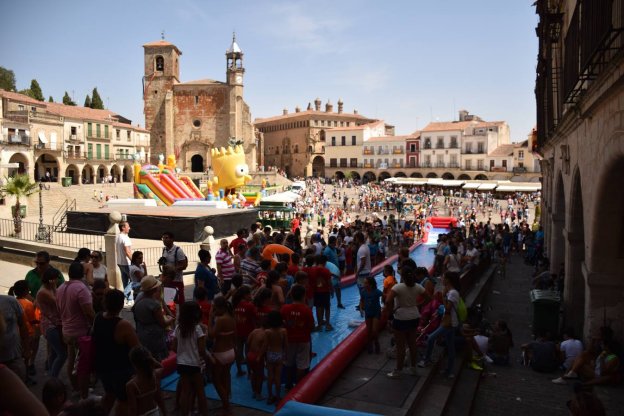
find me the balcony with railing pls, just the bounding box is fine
[64,151,82,159]
[391,162,404,168]
[422,161,432,168]
[423,143,432,149]
[4,110,29,124]
[392,148,404,154]
[449,142,458,149]
[448,162,460,168]
[363,162,373,168]
[489,166,508,172]
[563,0,624,104]
[435,162,446,168]
[67,134,84,143]
[362,148,374,155]
[377,149,390,155]
[3,134,30,146]
[84,152,113,161]
[34,143,62,152]
[435,143,444,149]
[407,161,419,168]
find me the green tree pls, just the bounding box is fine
[90,87,104,109]
[84,94,91,108]
[48,96,54,102]
[0,67,16,91]
[2,174,38,237]
[29,79,44,101]
[62,91,76,106]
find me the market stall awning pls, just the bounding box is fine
[478,183,497,190]
[496,185,541,192]
[462,183,481,189]
[439,180,465,187]
[260,191,301,203]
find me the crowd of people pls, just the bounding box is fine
[0,177,619,416]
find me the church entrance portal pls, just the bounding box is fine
[191,154,204,172]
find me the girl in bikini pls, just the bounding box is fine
[208,297,237,414]
[126,345,167,416]
[264,311,288,405]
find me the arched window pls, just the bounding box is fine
[308,146,313,153]
[155,56,164,71]
[294,144,299,153]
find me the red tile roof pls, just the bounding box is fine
[488,144,514,157]
[0,89,47,106]
[254,109,372,124]
[46,102,118,122]
[175,78,225,86]
[142,40,182,54]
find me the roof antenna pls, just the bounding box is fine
[161,30,165,40]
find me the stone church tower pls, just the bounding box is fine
[142,35,256,172]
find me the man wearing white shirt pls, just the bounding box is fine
[115,221,133,301]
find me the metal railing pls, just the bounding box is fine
[35,143,62,151]
[133,243,201,269]
[5,134,30,145]
[0,218,105,250]
[52,198,76,232]
[435,162,446,168]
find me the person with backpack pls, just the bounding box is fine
[418,271,463,379]
[160,231,188,303]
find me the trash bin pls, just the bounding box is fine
[62,177,73,187]
[530,290,561,336]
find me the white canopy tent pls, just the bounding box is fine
[260,191,302,203]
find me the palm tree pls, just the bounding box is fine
[2,174,38,237]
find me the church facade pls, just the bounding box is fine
[142,36,258,172]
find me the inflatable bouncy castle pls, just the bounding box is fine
[133,155,204,206]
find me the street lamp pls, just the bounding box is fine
[36,181,50,242]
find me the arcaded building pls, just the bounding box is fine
[143,36,257,172]
[536,0,624,342]
[254,99,376,177]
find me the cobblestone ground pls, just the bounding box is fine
[472,252,623,416]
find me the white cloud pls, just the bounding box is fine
[337,66,392,94]
[261,3,351,54]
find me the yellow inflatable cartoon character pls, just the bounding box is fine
[211,145,252,195]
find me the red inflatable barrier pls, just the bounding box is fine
[161,351,177,377]
[428,216,457,228]
[278,240,424,410]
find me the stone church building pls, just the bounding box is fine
[142,36,258,172]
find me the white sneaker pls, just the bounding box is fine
[484,355,494,364]
[386,370,402,379]
[552,377,567,385]
[563,371,578,379]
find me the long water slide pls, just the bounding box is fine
[178,175,204,198]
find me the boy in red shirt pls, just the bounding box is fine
[312,255,334,331]
[281,284,314,388]
[233,286,257,376]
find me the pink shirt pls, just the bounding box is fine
[56,280,92,338]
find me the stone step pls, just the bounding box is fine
[442,362,482,416]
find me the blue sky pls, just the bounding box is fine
[1,0,537,139]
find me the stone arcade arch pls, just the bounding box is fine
[442,172,454,180]
[587,157,624,340]
[334,171,345,180]
[565,168,585,338]
[474,174,488,180]
[110,165,122,182]
[349,171,361,181]
[8,153,28,177]
[394,172,407,178]
[363,171,377,183]
[65,164,79,184]
[82,165,95,184]
[34,153,59,182]
[410,172,423,178]
[426,172,438,178]
[97,165,107,183]
[458,174,471,180]
[378,172,391,181]
[312,156,325,178]
[123,165,133,182]
[550,172,566,274]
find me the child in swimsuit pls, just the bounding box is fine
[264,311,288,405]
[247,325,268,401]
[126,346,166,416]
